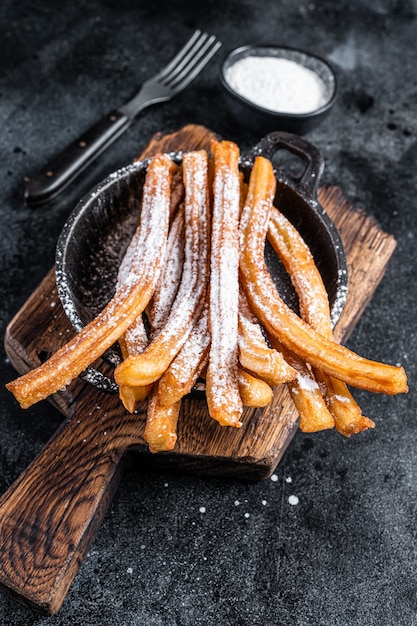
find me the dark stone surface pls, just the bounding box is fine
[0,0,416,624]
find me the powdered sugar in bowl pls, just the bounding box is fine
[220,45,337,134]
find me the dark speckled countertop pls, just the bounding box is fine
[0,1,416,624]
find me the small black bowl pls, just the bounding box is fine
[220,45,338,135]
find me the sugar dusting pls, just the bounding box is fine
[33,154,174,403]
[142,151,210,362]
[207,146,243,424]
[149,206,185,335]
[296,372,320,392]
[166,305,210,389]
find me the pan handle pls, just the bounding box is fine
[242,131,325,199]
[0,400,141,615]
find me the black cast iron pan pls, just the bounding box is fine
[55,131,348,392]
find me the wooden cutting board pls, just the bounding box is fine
[0,125,396,615]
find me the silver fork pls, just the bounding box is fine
[25,30,222,206]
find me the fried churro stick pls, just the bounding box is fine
[145,302,209,452]
[118,320,151,412]
[268,208,333,332]
[269,339,335,432]
[153,294,273,449]
[239,156,408,396]
[267,208,335,432]
[158,304,210,407]
[114,211,162,410]
[141,207,189,447]
[148,204,185,335]
[114,150,210,388]
[7,154,176,409]
[158,300,275,410]
[117,205,186,412]
[206,140,243,427]
[144,383,181,453]
[120,205,186,412]
[238,369,273,407]
[268,206,375,435]
[238,291,296,385]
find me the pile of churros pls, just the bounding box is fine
[6,140,408,452]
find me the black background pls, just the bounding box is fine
[0,1,416,624]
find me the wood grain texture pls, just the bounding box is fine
[1,124,396,614]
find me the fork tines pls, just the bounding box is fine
[158,30,222,90]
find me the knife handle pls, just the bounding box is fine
[0,403,138,615]
[24,109,131,206]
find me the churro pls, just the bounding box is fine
[238,369,273,407]
[6,141,408,454]
[206,140,243,427]
[144,383,181,453]
[268,205,374,435]
[118,318,151,412]
[239,155,408,396]
[158,304,210,407]
[7,154,176,409]
[115,150,210,388]
[238,291,296,385]
[148,204,185,336]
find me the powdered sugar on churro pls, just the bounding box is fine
[158,305,210,404]
[296,372,320,391]
[149,151,209,353]
[8,140,408,446]
[114,151,210,388]
[149,205,185,335]
[116,156,173,295]
[7,154,174,409]
[267,208,331,335]
[124,316,149,355]
[206,141,243,427]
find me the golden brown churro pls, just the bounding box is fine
[206,140,243,427]
[7,154,176,409]
[268,206,374,435]
[238,291,296,385]
[118,319,151,412]
[239,156,408,396]
[148,205,185,336]
[144,382,181,453]
[158,304,210,407]
[118,204,187,413]
[238,369,273,407]
[114,150,210,388]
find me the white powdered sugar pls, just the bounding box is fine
[296,372,319,392]
[207,152,242,419]
[226,56,328,114]
[146,152,209,358]
[167,305,210,387]
[149,206,185,335]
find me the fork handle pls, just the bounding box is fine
[24,109,131,206]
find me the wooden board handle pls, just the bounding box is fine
[0,404,142,615]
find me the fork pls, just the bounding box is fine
[25,30,222,206]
